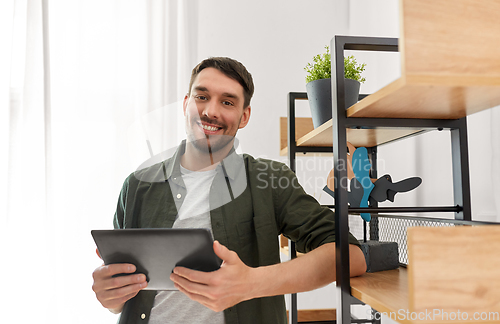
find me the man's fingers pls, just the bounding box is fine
[171,272,211,297]
[92,262,149,312]
[175,283,227,313]
[94,263,137,280]
[92,272,146,294]
[102,273,147,290]
[97,282,147,308]
[175,282,211,304]
[172,267,211,285]
[92,263,146,293]
[105,282,147,300]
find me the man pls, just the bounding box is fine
[92,57,366,324]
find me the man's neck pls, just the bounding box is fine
[180,140,233,172]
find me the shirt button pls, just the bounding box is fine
[141,313,146,320]
[176,193,182,199]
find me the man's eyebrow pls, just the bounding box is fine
[221,92,239,100]
[193,86,240,100]
[193,86,208,92]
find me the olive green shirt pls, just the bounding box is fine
[114,141,360,324]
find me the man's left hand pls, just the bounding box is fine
[170,240,256,312]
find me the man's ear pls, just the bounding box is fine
[238,106,251,129]
[183,94,189,116]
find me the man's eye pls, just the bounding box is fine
[196,95,207,100]
[222,101,233,106]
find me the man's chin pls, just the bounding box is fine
[188,135,234,154]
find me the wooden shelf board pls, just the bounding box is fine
[286,309,336,322]
[280,74,500,155]
[350,268,494,323]
[351,267,411,323]
[408,226,500,323]
[280,116,423,155]
[296,122,423,148]
[347,76,500,119]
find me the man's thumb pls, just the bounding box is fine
[213,240,233,262]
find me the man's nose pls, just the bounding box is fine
[202,99,219,119]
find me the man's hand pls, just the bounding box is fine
[170,241,366,313]
[170,241,256,312]
[92,249,148,314]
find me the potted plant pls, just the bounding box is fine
[304,46,366,128]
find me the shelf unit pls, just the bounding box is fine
[283,2,500,322]
[328,2,500,314]
[284,87,473,324]
[284,6,500,323]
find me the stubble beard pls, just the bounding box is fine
[186,116,236,155]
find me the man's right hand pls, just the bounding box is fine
[92,249,148,314]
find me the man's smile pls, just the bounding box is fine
[197,120,224,135]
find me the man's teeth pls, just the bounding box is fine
[202,124,219,131]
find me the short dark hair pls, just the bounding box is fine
[188,57,254,108]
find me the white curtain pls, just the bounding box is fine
[1,1,198,323]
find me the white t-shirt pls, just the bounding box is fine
[149,166,226,324]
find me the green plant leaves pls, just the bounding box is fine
[344,55,366,83]
[304,46,331,84]
[304,46,366,83]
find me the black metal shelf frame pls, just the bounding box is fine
[331,35,471,324]
[285,35,473,324]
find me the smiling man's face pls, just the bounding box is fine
[183,67,251,154]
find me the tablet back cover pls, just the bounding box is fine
[91,228,221,290]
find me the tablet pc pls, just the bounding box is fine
[91,228,221,290]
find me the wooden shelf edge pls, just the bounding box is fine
[347,77,407,118]
[347,76,500,119]
[289,122,424,150]
[296,119,333,147]
[350,263,500,323]
[405,74,500,87]
[286,309,336,322]
[350,267,411,322]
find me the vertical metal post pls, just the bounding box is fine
[288,93,297,172]
[367,146,378,184]
[367,147,378,241]
[331,36,351,324]
[363,221,367,243]
[450,117,472,221]
[287,93,298,324]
